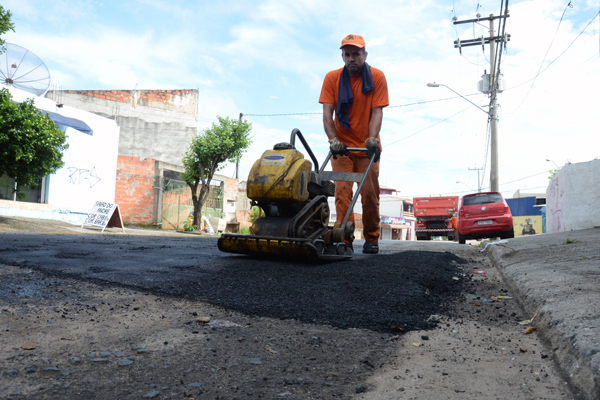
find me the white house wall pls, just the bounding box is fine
[0,85,120,224]
[47,108,120,218]
[546,159,600,233]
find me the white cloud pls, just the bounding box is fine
[3,0,598,200]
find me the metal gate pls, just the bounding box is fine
[161,178,223,230]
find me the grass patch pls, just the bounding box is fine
[561,238,579,245]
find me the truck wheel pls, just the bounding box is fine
[458,231,466,244]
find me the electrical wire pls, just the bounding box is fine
[504,9,600,113]
[243,93,482,117]
[479,119,492,191]
[511,1,576,112]
[501,170,550,185]
[383,104,476,148]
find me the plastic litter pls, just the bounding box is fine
[519,312,538,326]
[481,239,508,253]
[474,271,487,274]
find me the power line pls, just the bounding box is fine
[243,93,482,117]
[501,170,549,185]
[512,1,574,112]
[405,171,549,198]
[508,8,600,111]
[383,104,475,148]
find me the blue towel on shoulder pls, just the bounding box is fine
[336,63,374,130]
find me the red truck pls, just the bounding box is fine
[414,196,459,241]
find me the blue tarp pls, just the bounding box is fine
[41,110,93,136]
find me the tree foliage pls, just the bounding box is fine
[182,116,252,229]
[0,5,15,50]
[0,89,69,197]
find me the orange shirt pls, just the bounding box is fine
[319,67,389,154]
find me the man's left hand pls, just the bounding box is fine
[365,137,380,162]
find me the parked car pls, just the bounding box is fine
[457,192,514,244]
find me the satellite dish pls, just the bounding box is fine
[0,43,51,96]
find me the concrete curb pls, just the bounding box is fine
[485,229,600,400]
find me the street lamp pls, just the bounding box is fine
[456,181,475,192]
[546,159,560,169]
[427,82,489,115]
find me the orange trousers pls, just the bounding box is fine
[331,155,380,243]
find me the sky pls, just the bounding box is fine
[3,0,600,200]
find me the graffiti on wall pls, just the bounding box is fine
[513,216,542,236]
[67,166,101,188]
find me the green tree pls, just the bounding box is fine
[0,5,15,50]
[0,89,69,198]
[182,116,252,229]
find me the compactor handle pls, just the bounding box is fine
[318,147,377,230]
[289,128,320,172]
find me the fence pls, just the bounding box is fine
[160,178,223,230]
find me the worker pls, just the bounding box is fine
[451,213,458,241]
[319,34,389,254]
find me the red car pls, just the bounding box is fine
[457,192,514,244]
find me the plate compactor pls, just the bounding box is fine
[217,128,376,262]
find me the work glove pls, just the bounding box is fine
[365,137,381,162]
[329,137,349,159]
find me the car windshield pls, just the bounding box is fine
[463,193,503,206]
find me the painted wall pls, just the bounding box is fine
[46,89,198,166]
[546,159,600,233]
[0,85,120,224]
[513,216,543,236]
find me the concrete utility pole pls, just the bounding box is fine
[454,12,510,192]
[469,166,483,192]
[235,113,243,180]
[489,16,499,192]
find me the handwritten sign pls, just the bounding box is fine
[82,201,125,233]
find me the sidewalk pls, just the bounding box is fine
[0,216,214,237]
[485,228,600,400]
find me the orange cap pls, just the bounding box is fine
[340,34,365,49]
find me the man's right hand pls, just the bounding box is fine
[329,137,349,159]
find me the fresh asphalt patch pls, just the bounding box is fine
[0,233,470,333]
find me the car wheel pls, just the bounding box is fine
[503,228,515,239]
[458,231,466,244]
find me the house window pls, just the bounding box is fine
[0,174,45,203]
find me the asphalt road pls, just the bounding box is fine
[0,234,468,333]
[0,225,581,399]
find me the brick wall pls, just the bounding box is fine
[64,90,132,103]
[115,156,156,225]
[62,89,196,105]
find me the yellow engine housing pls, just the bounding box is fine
[247,148,312,203]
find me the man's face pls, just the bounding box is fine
[342,45,367,76]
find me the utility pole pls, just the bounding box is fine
[453,11,510,192]
[468,166,483,192]
[235,113,243,180]
[489,16,499,192]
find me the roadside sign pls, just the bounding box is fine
[82,201,125,233]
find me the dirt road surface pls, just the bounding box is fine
[0,217,577,399]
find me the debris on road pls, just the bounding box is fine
[519,312,538,326]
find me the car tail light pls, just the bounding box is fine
[459,209,465,218]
